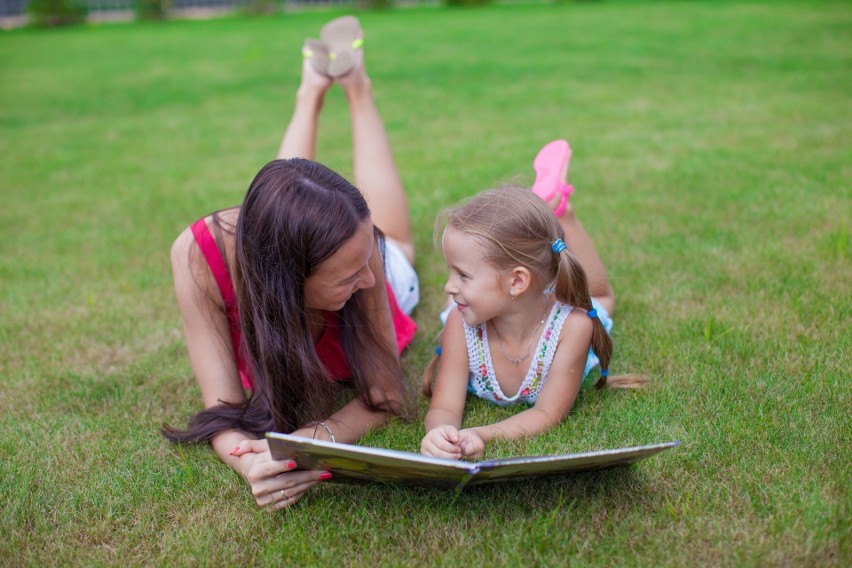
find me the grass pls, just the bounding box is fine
[1,0,849,565]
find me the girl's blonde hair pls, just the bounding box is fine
[423,186,616,395]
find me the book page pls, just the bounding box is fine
[267,432,476,489]
[467,442,680,486]
[267,433,679,490]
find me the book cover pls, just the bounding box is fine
[267,432,679,491]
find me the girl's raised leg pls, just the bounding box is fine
[558,204,615,315]
[338,52,414,264]
[541,157,615,315]
[276,55,334,160]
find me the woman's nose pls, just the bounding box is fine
[359,265,376,290]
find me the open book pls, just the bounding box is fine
[267,432,679,491]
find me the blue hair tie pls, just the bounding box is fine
[552,239,567,254]
[435,345,442,356]
[600,369,609,378]
[587,308,598,319]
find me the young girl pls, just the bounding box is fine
[421,140,640,460]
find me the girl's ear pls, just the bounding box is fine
[509,267,533,297]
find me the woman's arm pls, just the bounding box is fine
[171,224,245,411]
[458,311,593,458]
[171,224,327,509]
[420,309,471,458]
[302,397,396,444]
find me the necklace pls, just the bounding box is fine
[492,296,550,367]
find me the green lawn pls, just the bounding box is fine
[1,1,849,565]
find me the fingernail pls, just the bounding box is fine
[287,461,297,470]
[319,472,332,481]
[229,446,240,456]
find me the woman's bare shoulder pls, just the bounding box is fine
[171,208,240,265]
[170,212,237,307]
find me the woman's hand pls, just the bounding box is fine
[231,439,331,511]
[420,425,464,459]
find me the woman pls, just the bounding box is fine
[164,16,418,510]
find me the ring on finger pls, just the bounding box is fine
[279,490,288,502]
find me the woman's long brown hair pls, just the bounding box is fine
[164,159,404,442]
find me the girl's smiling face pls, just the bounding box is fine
[442,228,512,325]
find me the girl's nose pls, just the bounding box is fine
[444,278,457,295]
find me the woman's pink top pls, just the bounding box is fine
[190,218,416,390]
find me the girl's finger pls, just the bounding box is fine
[460,441,483,458]
[440,426,460,444]
[424,441,461,460]
[434,435,461,454]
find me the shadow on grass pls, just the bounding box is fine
[263,465,660,561]
[316,464,648,519]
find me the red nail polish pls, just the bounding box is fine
[319,472,332,481]
[287,461,297,470]
[229,446,240,456]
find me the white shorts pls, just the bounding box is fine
[384,238,419,316]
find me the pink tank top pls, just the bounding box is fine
[190,218,416,390]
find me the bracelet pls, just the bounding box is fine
[311,421,336,444]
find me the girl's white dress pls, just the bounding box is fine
[455,299,613,406]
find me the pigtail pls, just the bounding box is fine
[552,246,648,389]
[421,340,442,397]
[553,244,613,389]
[589,318,612,389]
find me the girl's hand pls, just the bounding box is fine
[420,425,463,459]
[457,429,485,459]
[231,439,331,511]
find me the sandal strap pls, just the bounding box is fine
[553,189,568,217]
[552,184,574,217]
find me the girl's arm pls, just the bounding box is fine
[459,311,593,458]
[420,309,471,458]
[171,226,327,509]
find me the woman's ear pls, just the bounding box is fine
[509,267,533,297]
